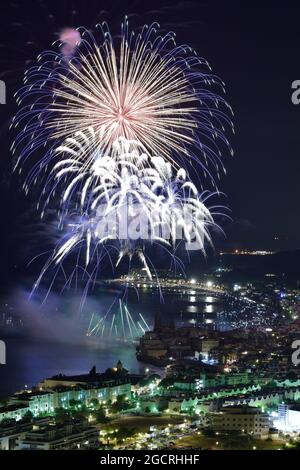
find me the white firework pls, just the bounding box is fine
[12,20,234,198]
[31,137,227,295]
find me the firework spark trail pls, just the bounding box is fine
[11,20,234,303]
[29,136,229,296]
[11,19,234,198]
[47,134,226,245]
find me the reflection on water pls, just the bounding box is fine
[0,288,228,397]
[205,304,214,314]
[186,305,198,313]
[123,289,227,333]
[0,338,145,398]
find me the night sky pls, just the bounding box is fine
[0,0,299,289]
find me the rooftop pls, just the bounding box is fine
[43,363,144,387]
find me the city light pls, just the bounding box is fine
[0,1,299,457]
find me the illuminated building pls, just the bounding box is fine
[17,419,99,450]
[210,406,271,437]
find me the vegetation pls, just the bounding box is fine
[54,407,71,423]
[111,394,132,413]
[95,408,110,424]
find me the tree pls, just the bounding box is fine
[287,370,298,382]
[111,394,131,413]
[188,406,196,417]
[73,404,89,420]
[0,418,15,426]
[115,427,138,445]
[95,409,109,424]
[89,398,99,409]
[202,427,215,437]
[69,399,82,409]
[23,411,33,421]
[55,407,71,423]
[157,402,168,412]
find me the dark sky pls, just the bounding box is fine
[0,0,300,287]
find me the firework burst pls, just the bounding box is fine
[12,19,234,198]
[31,137,228,297]
[11,20,234,302]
